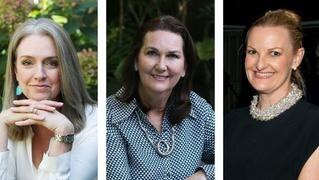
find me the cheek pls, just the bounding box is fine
[49,70,61,86]
[275,59,292,73]
[15,68,31,83]
[244,58,252,71]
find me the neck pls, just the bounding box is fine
[258,83,292,109]
[138,87,171,112]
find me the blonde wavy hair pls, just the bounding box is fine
[3,18,95,140]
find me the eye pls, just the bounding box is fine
[246,49,256,55]
[146,50,158,56]
[167,53,180,59]
[21,59,33,66]
[44,59,59,68]
[270,51,281,56]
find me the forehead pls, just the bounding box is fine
[142,30,183,50]
[247,26,293,49]
[16,34,57,57]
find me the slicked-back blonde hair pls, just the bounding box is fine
[3,18,95,140]
[246,9,305,91]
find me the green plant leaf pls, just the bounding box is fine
[196,38,214,61]
[51,15,68,25]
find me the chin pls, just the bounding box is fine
[27,94,52,101]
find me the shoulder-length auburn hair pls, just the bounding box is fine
[3,18,95,140]
[118,15,196,125]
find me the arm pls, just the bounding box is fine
[69,106,97,180]
[188,104,215,180]
[106,121,132,179]
[11,100,74,180]
[38,112,98,180]
[106,99,132,179]
[0,107,44,180]
[298,147,319,180]
[0,122,15,180]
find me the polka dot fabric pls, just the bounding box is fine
[107,90,215,179]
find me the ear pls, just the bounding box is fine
[292,47,305,70]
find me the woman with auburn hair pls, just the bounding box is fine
[0,18,97,180]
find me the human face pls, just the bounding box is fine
[15,34,60,101]
[137,30,186,96]
[245,26,304,98]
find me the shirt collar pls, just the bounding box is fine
[109,89,138,124]
[110,88,198,123]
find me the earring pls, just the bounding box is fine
[134,63,138,71]
[16,85,23,96]
[181,72,185,77]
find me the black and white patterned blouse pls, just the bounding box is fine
[107,89,215,180]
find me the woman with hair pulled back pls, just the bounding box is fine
[225,9,319,179]
[107,15,215,179]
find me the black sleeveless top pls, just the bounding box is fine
[224,99,319,180]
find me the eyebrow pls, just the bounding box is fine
[246,46,283,51]
[18,55,58,59]
[145,46,182,54]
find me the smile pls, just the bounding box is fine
[254,71,274,79]
[30,84,50,91]
[152,74,169,81]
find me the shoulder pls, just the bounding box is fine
[225,106,249,120]
[106,90,137,124]
[74,105,97,143]
[297,99,319,125]
[224,106,249,128]
[84,104,97,126]
[189,91,215,119]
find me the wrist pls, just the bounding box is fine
[54,124,74,136]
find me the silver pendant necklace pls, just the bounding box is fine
[136,111,176,156]
[249,83,303,121]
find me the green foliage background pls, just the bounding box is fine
[107,0,214,106]
[0,0,97,108]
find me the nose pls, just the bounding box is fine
[155,57,167,72]
[34,64,47,81]
[256,55,267,70]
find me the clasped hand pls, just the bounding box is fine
[0,99,74,135]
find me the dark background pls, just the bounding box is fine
[224,0,319,26]
[224,0,319,113]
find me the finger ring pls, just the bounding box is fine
[31,107,38,114]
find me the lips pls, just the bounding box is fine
[30,84,50,91]
[152,74,169,81]
[254,71,274,79]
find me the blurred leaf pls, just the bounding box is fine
[81,27,97,45]
[29,10,41,18]
[51,15,68,25]
[64,18,80,33]
[114,60,124,81]
[76,0,97,13]
[196,38,214,61]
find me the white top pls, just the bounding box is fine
[0,105,97,180]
